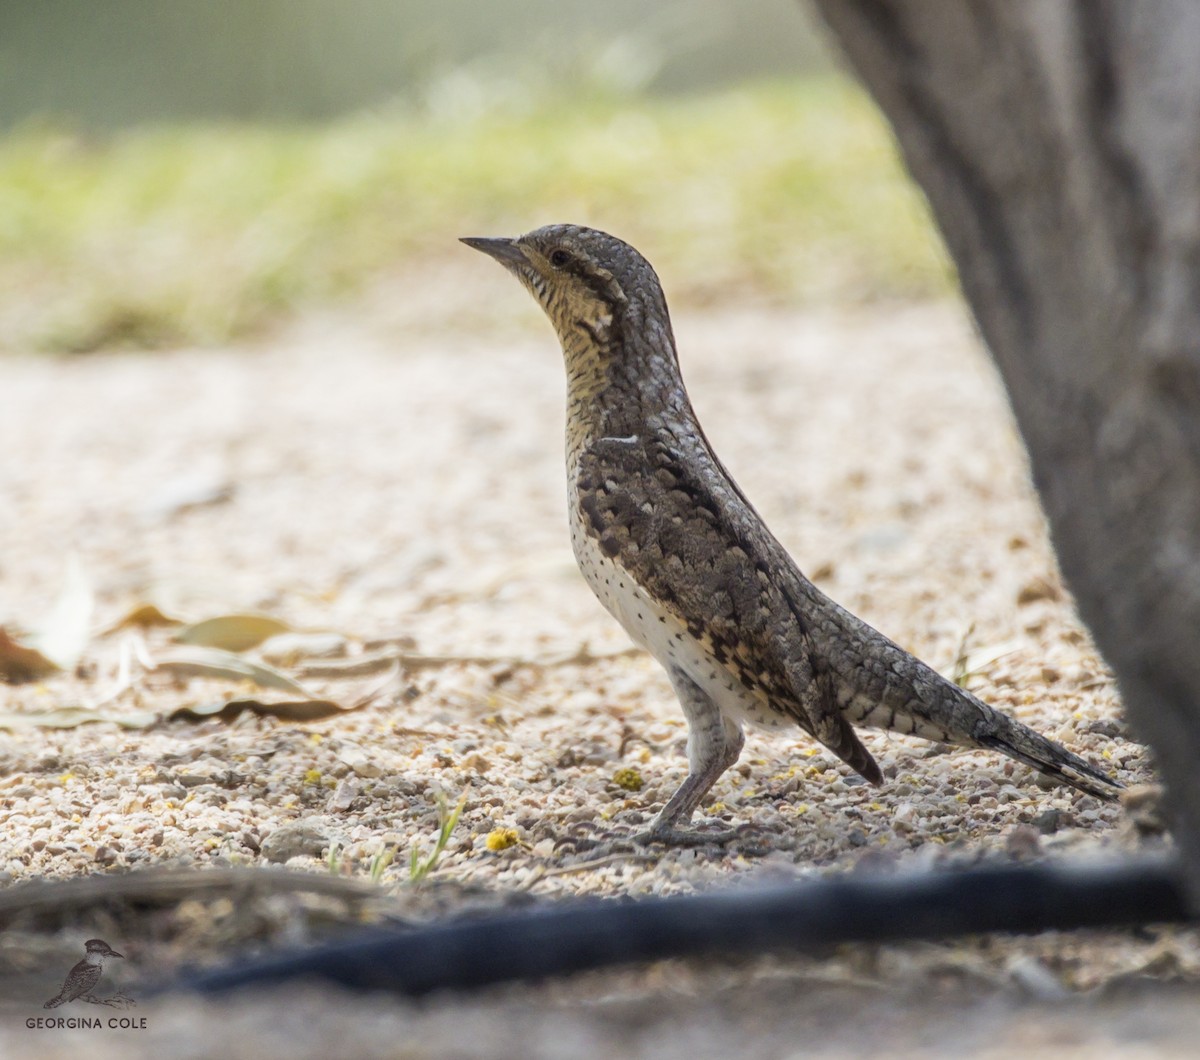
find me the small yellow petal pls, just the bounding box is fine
[485,827,519,852]
[612,767,644,792]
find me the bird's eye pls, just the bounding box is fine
[549,249,570,268]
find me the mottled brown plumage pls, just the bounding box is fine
[463,224,1121,844]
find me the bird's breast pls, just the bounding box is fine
[568,495,659,648]
[566,494,794,732]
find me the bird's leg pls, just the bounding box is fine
[636,668,745,846]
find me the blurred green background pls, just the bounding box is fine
[0,0,949,352]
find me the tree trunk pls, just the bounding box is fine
[813,0,1200,899]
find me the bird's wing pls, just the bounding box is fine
[51,959,96,1001]
[578,427,882,782]
[73,964,102,998]
[776,581,883,784]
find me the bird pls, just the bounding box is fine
[462,224,1122,845]
[43,938,124,1007]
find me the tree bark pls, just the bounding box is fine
[813,0,1200,899]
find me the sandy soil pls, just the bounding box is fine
[0,272,1190,1056]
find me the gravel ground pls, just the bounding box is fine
[0,273,1190,1055]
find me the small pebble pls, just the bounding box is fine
[1008,955,1069,1000]
[261,820,333,863]
[259,631,348,663]
[1005,824,1041,860]
[338,745,383,779]
[1033,808,1070,835]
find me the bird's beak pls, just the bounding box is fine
[111,949,125,959]
[460,236,527,268]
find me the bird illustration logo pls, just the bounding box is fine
[43,939,125,1008]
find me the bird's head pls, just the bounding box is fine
[84,939,124,959]
[461,224,668,355]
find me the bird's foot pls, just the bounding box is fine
[633,821,744,847]
[551,825,641,857]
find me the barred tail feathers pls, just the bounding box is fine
[848,664,1122,800]
[975,708,1122,801]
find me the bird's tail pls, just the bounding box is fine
[43,994,66,1009]
[851,677,1123,799]
[972,707,1122,801]
[846,642,1123,800]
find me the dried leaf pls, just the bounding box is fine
[154,645,313,695]
[0,628,60,683]
[31,555,94,670]
[169,698,358,724]
[297,652,402,679]
[259,631,348,664]
[0,656,391,731]
[0,696,353,730]
[175,613,293,652]
[0,706,158,730]
[144,467,234,519]
[295,643,642,680]
[102,603,184,634]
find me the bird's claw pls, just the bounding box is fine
[633,822,745,847]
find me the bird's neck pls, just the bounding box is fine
[562,298,691,465]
